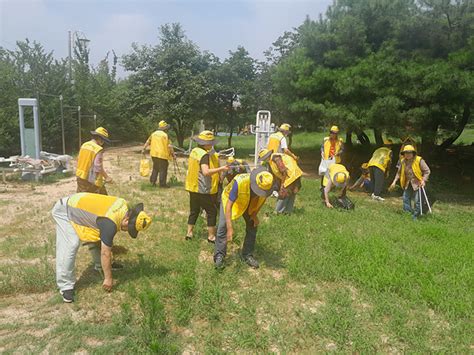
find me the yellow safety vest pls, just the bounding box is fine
[76,140,104,187]
[400,156,423,189]
[267,131,285,153]
[269,153,303,188]
[322,163,349,188]
[185,147,219,194]
[222,174,266,220]
[368,147,392,173]
[323,137,343,163]
[67,193,129,243]
[149,130,170,160]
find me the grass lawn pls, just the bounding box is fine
[0,135,473,353]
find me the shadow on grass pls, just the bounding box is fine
[75,256,170,290]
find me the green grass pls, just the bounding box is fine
[0,135,473,353]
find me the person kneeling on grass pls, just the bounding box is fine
[389,145,430,219]
[52,192,152,303]
[321,163,350,208]
[349,163,371,192]
[214,167,274,269]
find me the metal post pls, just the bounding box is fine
[33,103,41,159]
[59,95,65,154]
[78,106,82,151]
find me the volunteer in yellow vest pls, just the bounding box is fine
[321,163,350,208]
[51,193,152,303]
[185,131,229,243]
[143,120,175,188]
[267,123,298,160]
[389,145,430,218]
[76,127,113,195]
[367,145,393,201]
[321,125,344,164]
[214,167,274,269]
[349,162,371,192]
[258,148,303,215]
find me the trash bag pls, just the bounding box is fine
[318,158,335,176]
[140,158,151,177]
[332,196,355,210]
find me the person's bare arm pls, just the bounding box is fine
[201,163,229,176]
[390,165,401,190]
[283,148,298,160]
[143,137,151,152]
[324,180,333,208]
[225,199,234,241]
[101,242,113,292]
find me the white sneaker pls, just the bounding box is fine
[371,193,385,201]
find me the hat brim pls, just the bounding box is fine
[250,167,273,197]
[401,150,416,155]
[193,137,216,146]
[159,124,170,130]
[332,172,348,187]
[128,203,144,239]
[91,131,111,144]
[258,150,272,162]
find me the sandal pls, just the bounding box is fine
[185,234,193,240]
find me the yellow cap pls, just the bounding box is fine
[256,171,274,191]
[227,156,235,164]
[258,148,272,161]
[91,127,110,142]
[279,123,291,131]
[158,120,170,129]
[402,145,416,154]
[334,172,348,185]
[136,211,152,232]
[330,125,339,133]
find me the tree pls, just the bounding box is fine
[122,23,211,147]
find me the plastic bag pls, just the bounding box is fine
[318,157,335,176]
[140,158,151,177]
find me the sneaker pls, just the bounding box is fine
[214,255,225,269]
[185,234,193,241]
[242,255,259,269]
[61,289,74,303]
[371,193,385,201]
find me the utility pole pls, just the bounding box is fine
[78,106,82,151]
[68,30,72,84]
[59,95,65,155]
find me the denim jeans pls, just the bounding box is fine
[403,185,421,217]
[275,194,296,214]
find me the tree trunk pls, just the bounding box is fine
[439,103,471,150]
[356,130,371,147]
[374,128,384,146]
[345,130,353,148]
[176,129,185,148]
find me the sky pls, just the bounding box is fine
[0,0,332,76]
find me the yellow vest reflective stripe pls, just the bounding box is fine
[269,153,303,188]
[323,137,343,163]
[222,173,251,220]
[76,140,103,186]
[368,147,392,172]
[400,156,423,189]
[185,148,219,194]
[67,193,128,242]
[267,131,284,153]
[150,130,170,160]
[322,163,348,187]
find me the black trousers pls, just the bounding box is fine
[150,157,168,187]
[369,166,385,196]
[187,192,218,227]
